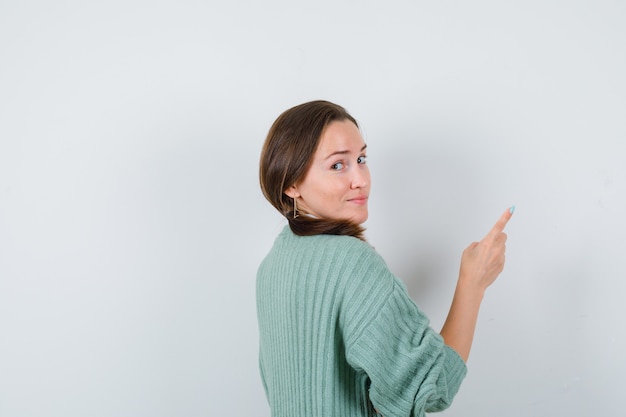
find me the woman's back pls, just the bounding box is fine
[257,227,466,417]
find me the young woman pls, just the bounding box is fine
[257,100,513,417]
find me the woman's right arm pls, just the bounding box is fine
[439,207,514,362]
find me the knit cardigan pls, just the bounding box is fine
[257,226,467,417]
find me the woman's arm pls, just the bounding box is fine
[440,207,514,362]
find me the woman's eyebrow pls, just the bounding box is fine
[324,144,367,160]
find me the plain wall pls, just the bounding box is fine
[1,1,624,416]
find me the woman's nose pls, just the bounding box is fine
[351,167,368,189]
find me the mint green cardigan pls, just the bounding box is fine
[257,227,467,417]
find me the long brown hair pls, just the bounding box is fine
[259,100,365,240]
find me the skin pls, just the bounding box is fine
[440,208,513,362]
[287,119,513,363]
[285,119,370,224]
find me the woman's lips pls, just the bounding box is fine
[348,196,368,205]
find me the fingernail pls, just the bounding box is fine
[509,205,516,214]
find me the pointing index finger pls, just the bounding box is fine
[486,206,515,239]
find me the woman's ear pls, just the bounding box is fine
[284,185,300,199]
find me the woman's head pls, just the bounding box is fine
[260,100,369,240]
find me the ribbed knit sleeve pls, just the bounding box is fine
[344,278,466,416]
[339,239,467,417]
[257,227,467,417]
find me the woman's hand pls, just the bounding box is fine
[458,207,514,294]
[440,207,514,362]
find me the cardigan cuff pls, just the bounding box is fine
[442,344,468,399]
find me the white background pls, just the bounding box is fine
[1,1,624,416]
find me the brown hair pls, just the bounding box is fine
[259,100,365,240]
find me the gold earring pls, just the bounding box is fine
[293,197,299,218]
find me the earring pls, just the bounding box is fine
[293,197,299,218]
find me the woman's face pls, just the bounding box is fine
[286,120,371,224]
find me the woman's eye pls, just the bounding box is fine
[358,155,367,164]
[331,162,344,171]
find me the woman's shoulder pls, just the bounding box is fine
[278,225,378,256]
[262,226,387,278]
